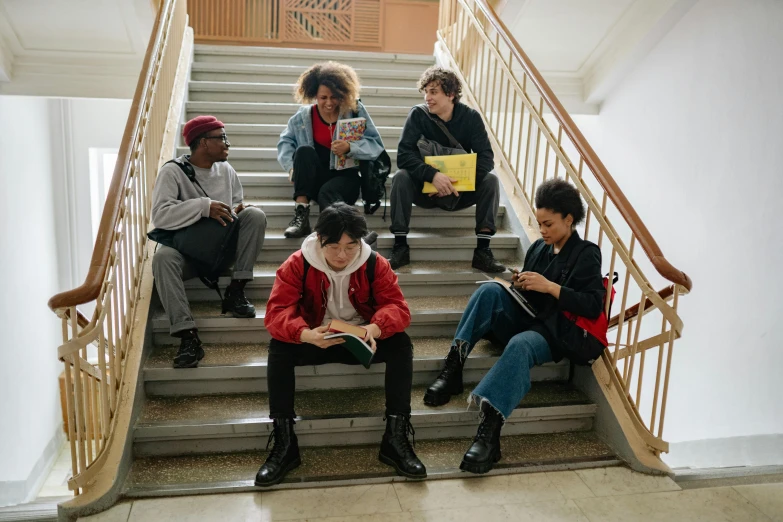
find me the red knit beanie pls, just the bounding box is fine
[183,115,224,146]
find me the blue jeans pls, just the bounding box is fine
[453,284,553,419]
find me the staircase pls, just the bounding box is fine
[123,45,620,497]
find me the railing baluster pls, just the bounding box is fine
[657,287,679,439]
[554,126,563,178]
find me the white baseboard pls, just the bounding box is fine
[664,434,783,470]
[0,427,65,507]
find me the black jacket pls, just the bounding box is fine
[521,233,605,362]
[396,103,494,187]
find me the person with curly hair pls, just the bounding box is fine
[424,179,605,474]
[277,61,385,239]
[389,66,504,273]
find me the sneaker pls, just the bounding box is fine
[222,284,256,318]
[284,205,311,239]
[173,335,205,369]
[388,243,410,270]
[472,247,506,273]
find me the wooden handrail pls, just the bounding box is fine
[475,0,692,292]
[47,0,173,311]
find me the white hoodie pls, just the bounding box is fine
[300,232,373,327]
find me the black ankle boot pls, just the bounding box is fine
[255,418,301,487]
[460,401,504,474]
[222,282,256,318]
[379,414,427,479]
[172,330,204,369]
[472,247,506,273]
[284,205,311,239]
[424,349,464,406]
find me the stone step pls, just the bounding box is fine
[194,44,435,71]
[174,146,397,172]
[233,200,506,232]
[217,123,402,148]
[152,294,475,344]
[183,260,512,302]
[143,338,570,396]
[125,431,619,497]
[191,62,425,88]
[186,101,410,126]
[188,81,423,106]
[240,172,387,198]
[133,382,595,456]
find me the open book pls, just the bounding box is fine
[335,117,367,170]
[323,320,374,368]
[422,153,477,193]
[476,277,539,318]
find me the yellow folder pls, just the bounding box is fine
[421,153,477,194]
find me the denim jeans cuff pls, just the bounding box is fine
[467,392,507,421]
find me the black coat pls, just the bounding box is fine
[521,232,605,362]
[396,102,494,188]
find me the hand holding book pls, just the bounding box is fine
[300,325,346,349]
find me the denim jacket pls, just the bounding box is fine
[277,101,385,172]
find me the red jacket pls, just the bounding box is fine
[264,250,411,344]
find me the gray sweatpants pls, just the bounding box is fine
[152,206,267,336]
[389,169,500,235]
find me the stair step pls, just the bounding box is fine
[134,382,594,456]
[191,62,426,88]
[229,199,506,233]
[194,44,435,71]
[174,146,397,172]
[219,123,402,148]
[188,81,423,106]
[184,260,512,301]
[152,294,479,344]
[143,339,570,396]
[125,431,619,497]
[239,172,392,198]
[186,101,411,126]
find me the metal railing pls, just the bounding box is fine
[438,0,692,454]
[47,0,187,494]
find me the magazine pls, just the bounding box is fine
[421,153,477,193]
[335,117,367,170]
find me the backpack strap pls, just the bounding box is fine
[415,104,463,149]
[165,155,210,198]
[558,240,589,285]
[302,256,310,288]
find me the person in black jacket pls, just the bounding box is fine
[424,179,605,474]
[388,67,505,273]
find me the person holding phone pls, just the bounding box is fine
[423,179,605,474]
[256,202,426,486]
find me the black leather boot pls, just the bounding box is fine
[222,282,256,318]
[388,243,410,270]
[424,349,464,406]
[379,414,427,479]
[284,204,311,239]
[460,401,504,474]
[172,331,204,369]
[255,418,301,487]
[472,247,506,273]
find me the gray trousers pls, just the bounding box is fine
[389,169,500,235]
[152,206,267,335]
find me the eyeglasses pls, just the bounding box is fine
[324,244,361,255]
[203,134,230,145]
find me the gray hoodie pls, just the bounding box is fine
[300,232,372,327]
[151,158,243,230]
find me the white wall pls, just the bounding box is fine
[574,0,783,466]
[0,96,65,502]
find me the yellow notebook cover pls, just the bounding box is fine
[421,153,477,193]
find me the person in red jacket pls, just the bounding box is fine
[255,202,426,487]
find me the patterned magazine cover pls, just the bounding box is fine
[335,117,366,170]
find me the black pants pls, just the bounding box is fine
[292,145,362,209]
[267,332,414,418]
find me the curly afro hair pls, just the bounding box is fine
[417,66,462,104]
[294,61,361,114]
[535,178,586,226]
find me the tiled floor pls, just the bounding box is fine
[76,467,783,522]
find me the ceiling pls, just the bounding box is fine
[0,0,155,98]
[0,0,696,110]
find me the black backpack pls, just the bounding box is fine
[148,156,239,298]
[359,151,392,219]
[303,251,378,306]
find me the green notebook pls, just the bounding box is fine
[324,333,375,368]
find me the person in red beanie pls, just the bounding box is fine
[150,115,268,368]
